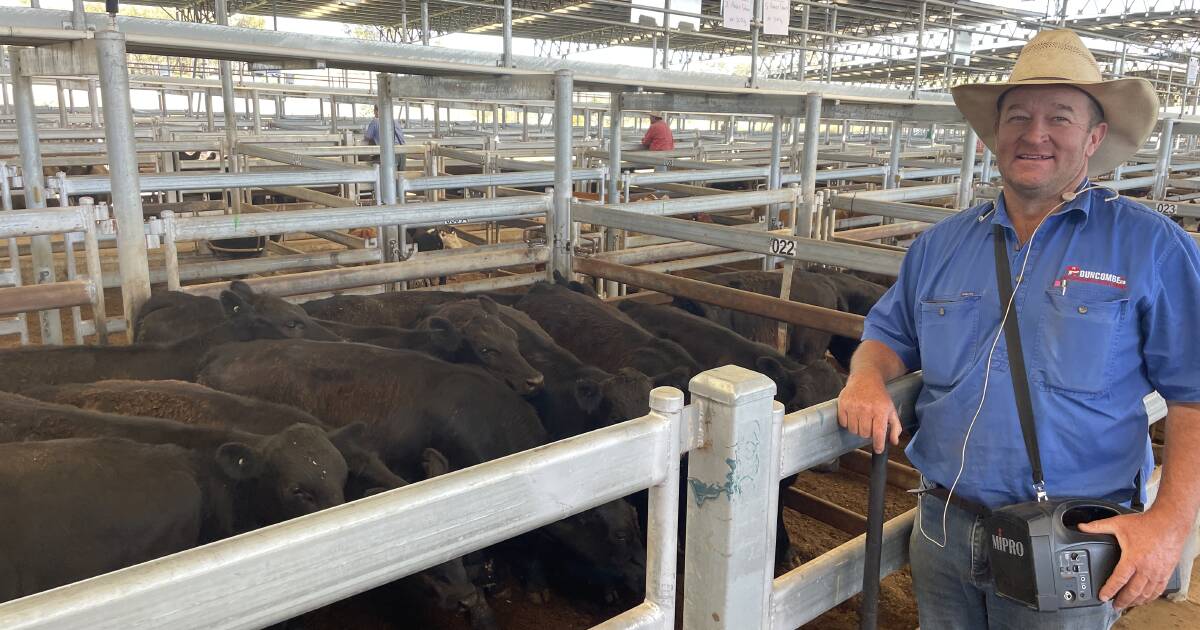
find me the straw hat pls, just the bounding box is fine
[649,111,666,119]
[951,29,1159,176]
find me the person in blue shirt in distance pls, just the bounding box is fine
[364,105,406,172]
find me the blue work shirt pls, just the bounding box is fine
[863,182,1200,509]
[364,117,405,146]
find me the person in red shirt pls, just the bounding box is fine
[641,111,675,151]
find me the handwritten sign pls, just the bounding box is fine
[763,0,791,36]
[723,0,753,32]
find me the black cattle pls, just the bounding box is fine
[19,379,404,500]
[811,268,887,369]
[197,339,645,604]
[0,391,347,526]
[618,300,823,412]
[301,291,465,328]
[135,281,340,344]
[0,287,323,393]
[679,269,843,364]
[514,280,699,390]
[0,437,248,603]
[497,305,653,439]
[307,295,543,396]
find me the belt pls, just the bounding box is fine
[922,485,992,518]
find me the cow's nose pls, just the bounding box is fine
[524,374,545,393]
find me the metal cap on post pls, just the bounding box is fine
[683,365,781,629]
[550,69,574,280]
[95,25,151,341]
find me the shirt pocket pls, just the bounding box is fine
[1036,291,1129,395]
[918,295,982,388]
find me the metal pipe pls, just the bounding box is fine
[403,168,603,193]
[1153,118,1174,199]
[574,257,865,338]
[376,73,400,269]
[629,166,770,187]
[251,89,262,134]
[860,450,888,630]
[551,69,574,279]
[0,280,94,318]
[800,92,822,239]
[421,0,430,46]
[78,199,108,343]
[502,0,513,68]
[588,189,794,217]
[749,0,761,88]
[768,114,783,228]
[12,47,63,344]
[662,0,671,70]
[957,126,977,208]
[59,168,378,196]
[96,27,151,342]
[215,0,239,213]
[886,121,902,189]
[913,1,926,97]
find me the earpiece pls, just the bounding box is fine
[1061,191,1077,202]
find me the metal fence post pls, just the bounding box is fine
[1152,118,1174,200]
[957,125,977,209]
[799,92,822,239]
[551,69,574,280]
[683,365,782,629]
[12,47,64,345]
[644,386,684,625]
[95,26,151,341]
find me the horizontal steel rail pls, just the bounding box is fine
[0,207,86,238]
[400,168,604,193]
[0,280,94,317]
[625,166,769,187]
[574,202,904,276]
[55,168,379,195]
[780,166,888,185]
[171,196,551,241]
[0,405,679,630]
[829,195,957,224]
[579,189,795,218]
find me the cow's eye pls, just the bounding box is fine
[291,486,315,503]
[480,347,494,355]
[286,320,303,329]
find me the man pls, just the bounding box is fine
[838,29,1200,629]
[641,111,675,151]
[365,105,406,171]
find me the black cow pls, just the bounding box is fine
[18,379,404,500]
[618,300,822,412]
[679,269,843,364]
[811,268,887,369]
[301,291,465,328]
[514,280,699,390]
[497,305,653,439]
[0,286,329,393]
[197,339,645,604]
[135,281,340,344]
[0,437,250,603]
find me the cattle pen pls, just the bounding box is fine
[1,2,1199,629]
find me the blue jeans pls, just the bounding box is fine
[910,482,1118,630]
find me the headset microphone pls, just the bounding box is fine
[1061,191,1077,202]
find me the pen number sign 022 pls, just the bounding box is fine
[769,237,797,256]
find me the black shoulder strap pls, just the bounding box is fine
[992,224,1048,501]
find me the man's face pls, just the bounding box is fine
[994,85,1108,200]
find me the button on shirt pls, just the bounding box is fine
[365,118,405,146]
[863,184,1200,509]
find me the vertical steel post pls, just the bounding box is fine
[886,120,903,189]
[980,146,993,184]
[749,0,762,88]
[205,89,215,131]
[252,89,262,134]
[87,78,99,127]
[216,0,239,213]
[502,0,513,68]
[957,126,977,209]
[0,47,10,116]
[522,105,530,141]
[376,73,401,274]
[1152,118,1174,200]
[797,4,809,82]
[79,198,108,344]
[96,27,151,342]
[161,209,181,291]
[662,0,672,70]
[825,7,837,83]
[433,102,441,138]
[767,115,783,228]
[800,92,821,239]
[421,0,431,46]
[56,80,69,128]
[644,386,684,626]
[13,49,64,345]
[682,366,782,629]
[913,1,926,97]
[605,93,623,297]
[551,70,574,280]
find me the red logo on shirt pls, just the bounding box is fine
[1056,265,1127,289]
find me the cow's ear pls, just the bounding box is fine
[218,289,252,319]
[477,295,499,315]
[421,448,451,479]
[328,422,368,449]
[574,378,604,414]
[754,356,788,383]
[425,317,463,352]
[552,270,569,286]
[215,442,262,480]
[228,280,257,300]
[652,367,691,392]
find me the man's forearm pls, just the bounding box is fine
[1150,403,1200,535]
[848,340,910,384]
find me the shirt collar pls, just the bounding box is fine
[989,179,1095,230]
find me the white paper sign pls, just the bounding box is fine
[723,0,753,32]
[1188,57,1198,85]
[763,0,791,36]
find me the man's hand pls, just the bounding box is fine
[837,371,902,454]
[1078,510,1187,609]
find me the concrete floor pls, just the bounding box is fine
[1115,561,1200,629]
